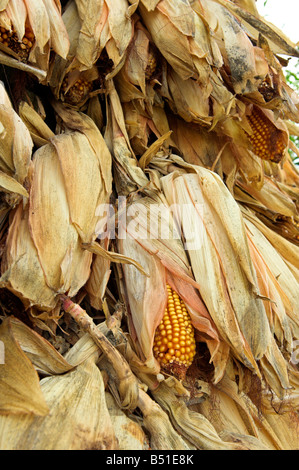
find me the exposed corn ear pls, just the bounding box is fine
[0,0,69,77]
[246,106,288,163]
[153,284,196,380]
[0,26,34,61]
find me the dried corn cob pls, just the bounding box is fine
[61,77,93,105]
[0,27,34,62]
[153,284,196,380]
[246,106,286,163]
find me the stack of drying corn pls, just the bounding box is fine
[0,0,298,450]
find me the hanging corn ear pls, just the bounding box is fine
[245,106,289,163]
[153,284,196,380]
[117,190,227,383]
[159,159,280,380]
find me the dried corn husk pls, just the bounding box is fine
[0,317,49,416]
[0,81,33,185]
[0,0,298,453]
[0,111,112,312]
[0,356,117,450]
[160,163,270,369]
[152,380,269,450]
[198,370,299,450]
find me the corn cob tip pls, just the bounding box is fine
[153,284,196,380]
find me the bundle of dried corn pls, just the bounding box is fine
[0,0,299,451]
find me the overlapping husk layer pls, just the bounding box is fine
[0,0,298,450]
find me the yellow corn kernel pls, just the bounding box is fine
[153,284,196,379]
[246,106,286,163]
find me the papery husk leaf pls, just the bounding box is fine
[28,140,92,295]
[0,51,47,81]
[240,206,299,277]
[5,0,26,40]
[260,391,299,451]
[204,0,268,95]
[105,0,132,57]
[50,102,112,199]
[84,240,149,277]
[62,297,139,411]
[105,82,149,194]
[118,230,167,368]
[243,215,299,328]
[164,68,212,126]
[168,115,223,171]
[0,317,49,416]
[237,176,297,219]
[63,305,159,391]
[246,229,293,350]
[118,191,223,378]
[18,100,55,148]
[24,0,50,64]
[0,0,9,11]
[85,248,111,311]
[138,2,196,80]
[8,317,73,376]
[139,0,160,10]
[0,203,57,310]
[0,356,117,450]
[0,171,28,198]
[41,0,69,60]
